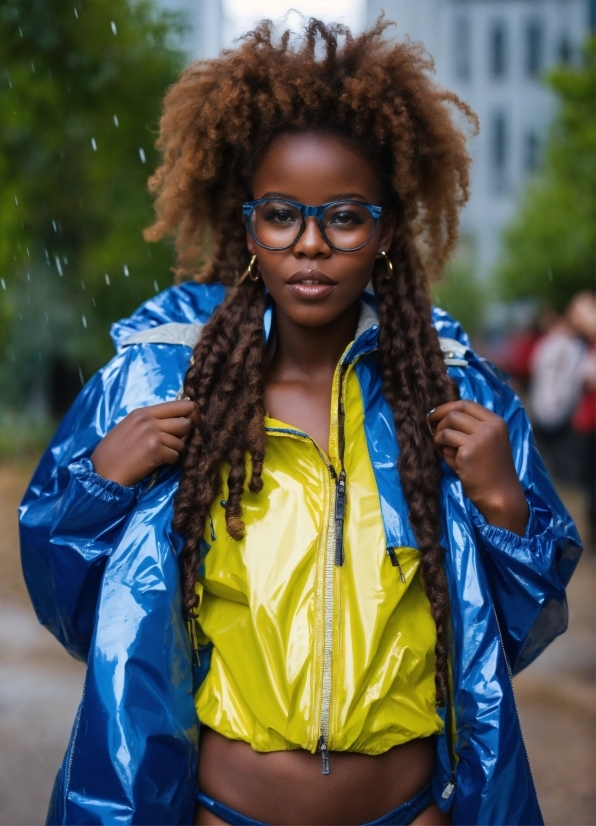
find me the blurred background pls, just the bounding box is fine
[0,0,594,823]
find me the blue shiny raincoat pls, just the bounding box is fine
[19,283,581,825]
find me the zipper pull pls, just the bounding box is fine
[334,469,347,566]
[387,548,406,582]
[441,780,455,800]
[318,736,330,775]
[186,619,201,666]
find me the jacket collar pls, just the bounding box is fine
[263,293,380,366]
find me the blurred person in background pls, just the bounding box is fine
[568,292,596,543]
[529,299,587,482]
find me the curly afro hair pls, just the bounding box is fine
[145,15,477,282]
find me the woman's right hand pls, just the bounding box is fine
[90,399,197,488]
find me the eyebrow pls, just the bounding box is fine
[258,191,371,203]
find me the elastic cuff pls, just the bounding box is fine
[69,457,138,506]
[471,499,537,551]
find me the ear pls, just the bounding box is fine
[246,229,256,256]
[377,212,396,254]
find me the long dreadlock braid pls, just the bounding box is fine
[372,223,459,705]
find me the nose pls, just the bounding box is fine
[292,217,332,258]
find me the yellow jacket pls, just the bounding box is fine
[194,305,442,766]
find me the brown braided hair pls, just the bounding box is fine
[145,16,476,706]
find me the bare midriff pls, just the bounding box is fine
[194,727,450,826]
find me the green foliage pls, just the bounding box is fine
[496,39,596,311]
[0,0,185,409]
[432,239,487,338]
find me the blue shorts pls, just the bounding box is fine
[196,781,435,825]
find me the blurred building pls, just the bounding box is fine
[157,0,224,59]
[366,0,593,277]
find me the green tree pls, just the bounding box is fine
[0,0,184,412]
[496,40,596,311]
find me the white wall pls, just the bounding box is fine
[367,0,590,278]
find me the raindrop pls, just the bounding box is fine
[52,220,57,232]
[19,27,23,37]
[26,272,30,281]
[14,196,18,205]
[44,248,50,264]
[27,293,30,305]
[111,21,117,35]
[153,280,159,293]
[63,256,68,264]
[81,280,86,290]
[548,269,553,282]
[139,148,146,164]
[82,315,87,328]
[54,255,63,276]
[123,264,129,277]
[92,298,96,308]
[45,311,49,322]
[113,114,119,127]
[19,313,23,322]
[26,248,30,257]
[0,278,5,290]
[74,7,78,18]
[78,366,84,386]
[105,273,111,285]
[31,61,35,73]
[91,137,97,151]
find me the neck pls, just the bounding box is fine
[269,300,361,380]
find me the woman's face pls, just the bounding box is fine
[247,131,394,328]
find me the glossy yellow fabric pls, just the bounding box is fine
[194,359,443,755]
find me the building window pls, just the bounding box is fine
[524,131,541,172]
[454,16,471,81]
[491,112,509,192]
[558,35,572,65]
[489,21,508,78]
[526,18,544,77]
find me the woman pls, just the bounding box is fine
[20,18,581,826]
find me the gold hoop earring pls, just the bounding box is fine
[376,251,393,280]
[238,254,260,284]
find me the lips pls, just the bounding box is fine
[286,270,337,300]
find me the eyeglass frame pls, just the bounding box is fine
[242,198,384,252]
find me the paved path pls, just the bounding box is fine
[1,465,593,824]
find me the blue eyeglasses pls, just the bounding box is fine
[242,198,383,252]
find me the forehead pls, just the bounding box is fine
[251,131,382,204]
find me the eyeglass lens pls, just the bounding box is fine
[249,201,376,251]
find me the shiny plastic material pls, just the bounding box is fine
[19,283,581,825]
[195,368,442,754]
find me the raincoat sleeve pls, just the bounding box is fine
[19,351,142,662]
[457,354,582,674]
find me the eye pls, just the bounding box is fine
[262,208,298,225]
[328,210,365,227]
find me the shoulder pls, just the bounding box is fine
[110,281,226,351]
[432,305,519,418]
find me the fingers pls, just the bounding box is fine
[159,432,187,464]
[434,428,468,449]
[145,399,197,419]
[158,417,192,438]
[428,400,493,431]
[433,410,483,438]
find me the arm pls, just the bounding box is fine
[19,348,195,661]
[432,357,582,672]
[19,365,137,660]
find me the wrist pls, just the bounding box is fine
[472,486,529,537]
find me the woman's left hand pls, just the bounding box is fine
[428,400,529,536]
